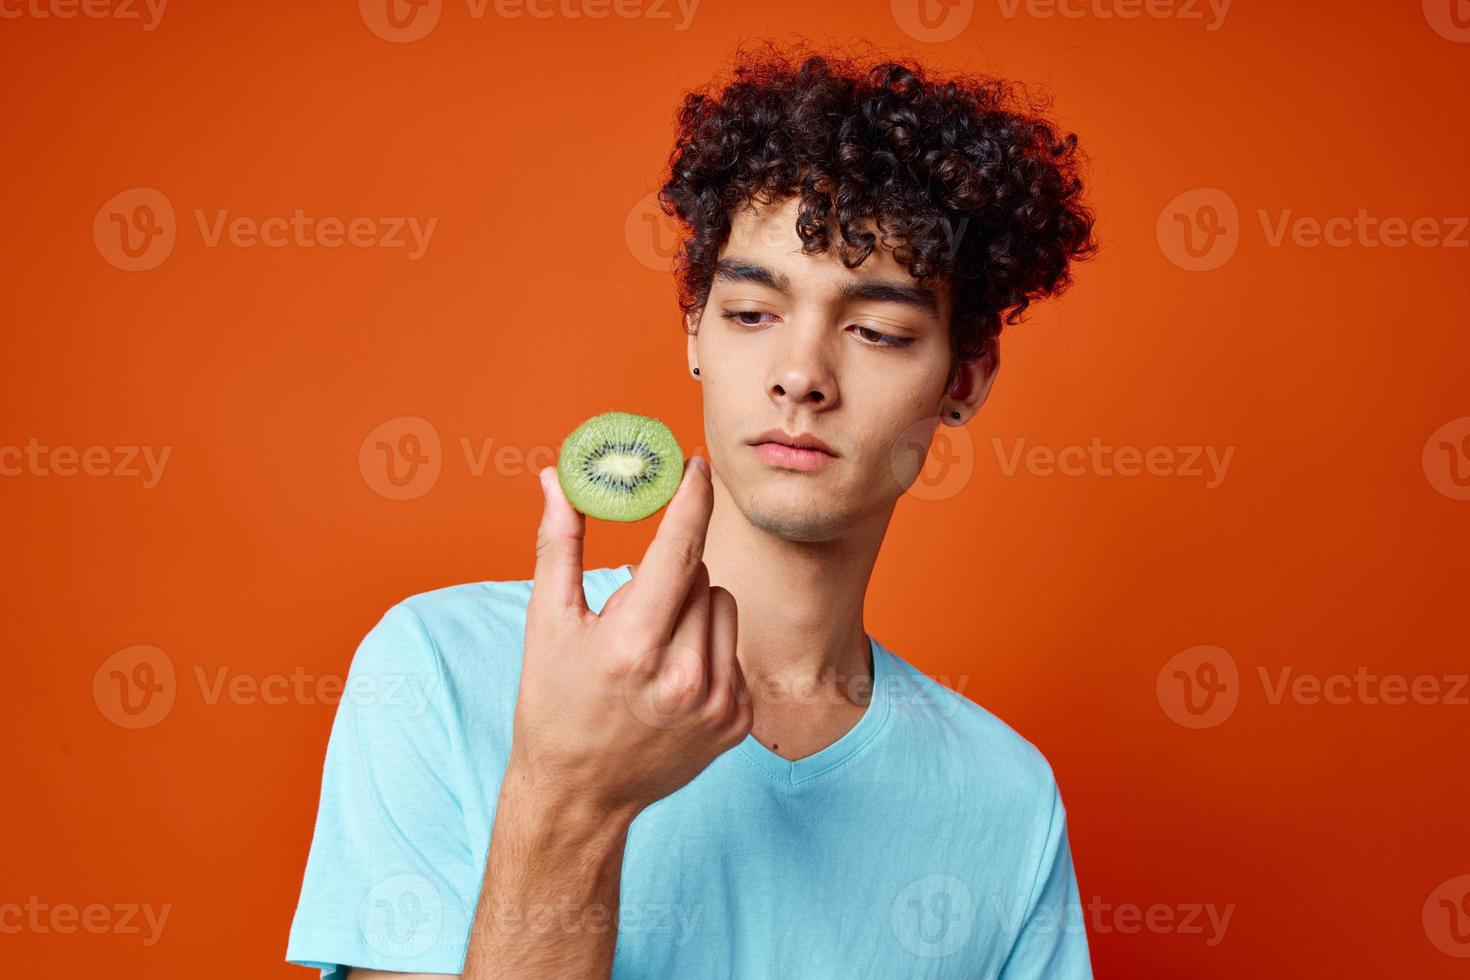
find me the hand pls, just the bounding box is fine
[507,455,752,820]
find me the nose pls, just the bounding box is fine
[767,326,838,411]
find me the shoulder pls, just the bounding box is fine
[880,646,1060,808]
[336,566,633,743]
[356,565,632,671]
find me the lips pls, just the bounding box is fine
[751,441,834,471]
[747,429,837,472]
[748,429,837,457]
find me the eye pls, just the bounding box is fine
[852,324,914,349]
[719,310,773,328]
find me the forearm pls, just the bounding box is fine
[462,761,638,979]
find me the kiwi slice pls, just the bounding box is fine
[557,411,684,522]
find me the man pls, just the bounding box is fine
[287,40,1097,978]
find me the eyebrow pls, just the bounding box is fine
[712,257,941,318]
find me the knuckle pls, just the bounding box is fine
[602,650,636,682]
[601,635,648,680]
[670,652,708,696]
[672,535,704,572]
[663,667,703,708]
[534,525,561,563]
[702,687,732,723]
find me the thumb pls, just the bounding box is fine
[530,465,588,622]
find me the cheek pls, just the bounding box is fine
[850,372,941,438]
[849,389,945,484]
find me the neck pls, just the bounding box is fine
[699,471,893,700]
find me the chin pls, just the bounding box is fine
[740,488,853,543]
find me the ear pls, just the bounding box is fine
[946,344,1001,422]
[686,314,700,375]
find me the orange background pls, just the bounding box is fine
[3,1,1468,976]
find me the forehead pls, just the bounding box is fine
[724,194,916,283]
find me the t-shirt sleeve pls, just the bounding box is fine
[997,780,1094,979]
[285,601,481,978]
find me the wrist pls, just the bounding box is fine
[498,754,641,848]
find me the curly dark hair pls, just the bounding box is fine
[657,39,1098,391]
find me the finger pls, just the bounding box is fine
[652,562,711,709]
[663,561,711,673]
[707,586,745,717]
[601,580,631,617]
[529,465,588,623]
[620,457,712,638]
[598,563,640,618]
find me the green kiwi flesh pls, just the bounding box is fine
[556,411,684,522]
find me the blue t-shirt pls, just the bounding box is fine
[285,565,1092,978]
